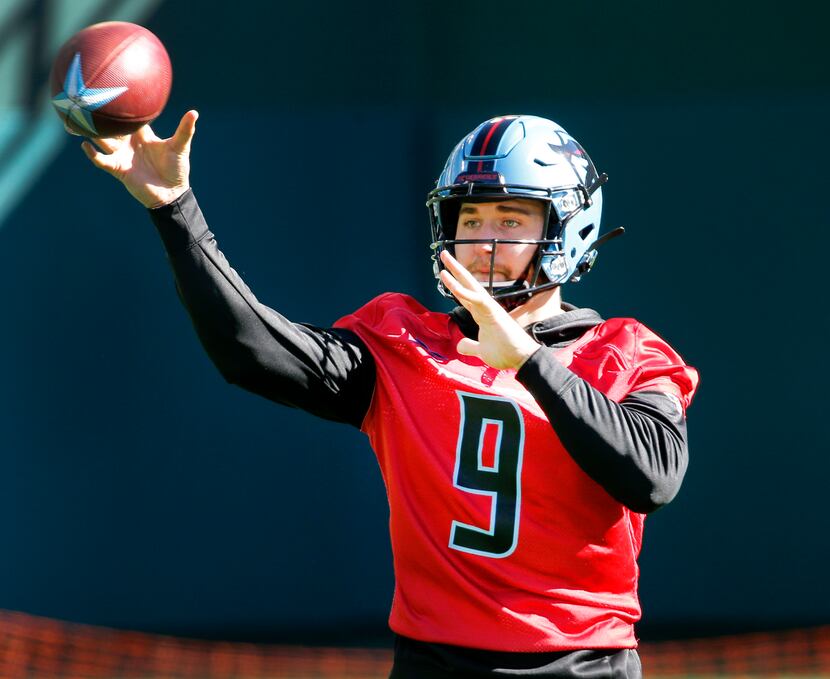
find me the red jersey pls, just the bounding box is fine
[335,293,697,652]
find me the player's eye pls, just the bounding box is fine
[461,219,480,229]
[502,219,521,228]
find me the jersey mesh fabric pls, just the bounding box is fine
[335,293,696,652]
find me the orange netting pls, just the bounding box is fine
[0,610,391,678]
[639,625,830,677]
[0,610,828,678]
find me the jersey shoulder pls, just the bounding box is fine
[334,292,451,338]
[342,291,429,320]
[581,317,700,411]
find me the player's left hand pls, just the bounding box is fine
[439,250,541,370]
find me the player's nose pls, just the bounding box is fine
[476,221,499,250]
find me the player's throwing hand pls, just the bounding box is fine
[439,249,541,370]
[81,109,198,209]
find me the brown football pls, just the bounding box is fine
[50,21,172,138]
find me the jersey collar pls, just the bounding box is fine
[449,303,603,347]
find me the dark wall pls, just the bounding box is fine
[1,0,827,640]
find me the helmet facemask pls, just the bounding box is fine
[429,192,561,310]
[428,178,605,310]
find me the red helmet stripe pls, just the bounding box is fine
[473,117,510,171]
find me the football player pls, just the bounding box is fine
[82,113,698,678]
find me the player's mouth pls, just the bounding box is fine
[472,269,510,282]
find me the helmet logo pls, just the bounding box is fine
[547,130,598,188]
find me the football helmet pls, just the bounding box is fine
[427,115,608,307]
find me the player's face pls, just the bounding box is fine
[454,199,546,283]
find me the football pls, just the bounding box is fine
[50,21,172,138]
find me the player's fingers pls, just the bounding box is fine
[443,252,497,300]
[137,124,160,143]
[456,337,481,358]
[440,264,501,323]
[81,141,119,173]
[440,249,484,290]
[440,271,502,331]
[439,269,479,305]
[440,250,506,315]
[89,135,123,154]
[171,110,198,153]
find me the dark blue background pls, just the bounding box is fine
[1,0,827,640]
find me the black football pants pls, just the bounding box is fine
[389,636,643,678]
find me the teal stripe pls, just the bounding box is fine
[0,107,65,230]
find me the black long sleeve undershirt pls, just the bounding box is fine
[149,189,688,513]
[516,351,688,513]
[149,189,375,426]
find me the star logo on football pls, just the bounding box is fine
[51,52,128,136]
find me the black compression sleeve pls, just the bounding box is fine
[148,189,375,427]
[516,347,688,513]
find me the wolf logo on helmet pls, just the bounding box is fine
[545,129,599,189]
[427,115,611,308]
